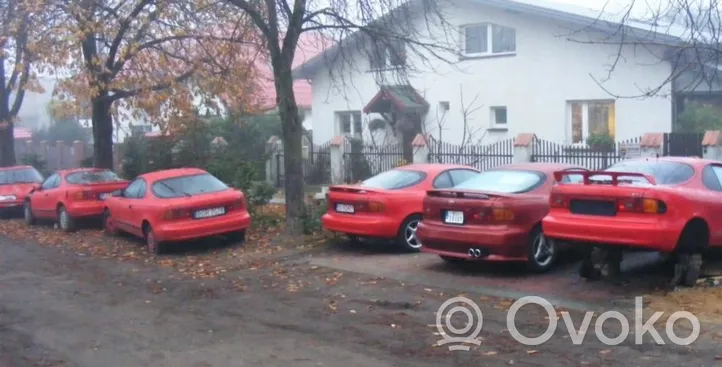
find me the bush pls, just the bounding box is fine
[677,103,722,132]
[302,199,327,234]
[20,153,49,176]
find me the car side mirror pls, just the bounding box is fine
[111,189,123,197]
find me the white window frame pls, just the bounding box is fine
[566,100,615,145]
[335,111,363,138]
[461,23,517,58]
[368,41,406,70]
[490,106,507,128]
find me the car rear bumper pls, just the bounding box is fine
[542,213,679,252]
[417,221,529,261]
[66,201,106,218]
[155,210,251,242]
[321,213,398,238]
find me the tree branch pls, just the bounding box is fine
[108,67,197,101]
[106,0,154,72]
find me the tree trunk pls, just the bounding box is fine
[0,58,16,167]
[91,94,115,169]
[273,61,305,234]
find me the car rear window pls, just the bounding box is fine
[0,167,43,185]
[152,173,229,198]
[603,160,695,185]
[361,169,427,190]
[452,170,544,194]
[66,170,123,184]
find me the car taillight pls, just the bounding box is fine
[163,208,191,220]
[355,201,385,213]
[228,198,246,211]
[73,191,96,200]
[550,194,568,208]
[617,198,666,214]
[471,207,515,223]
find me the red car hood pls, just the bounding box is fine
[0,183,38,198]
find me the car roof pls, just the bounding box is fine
[396,163,479,174]
[0,165,34,171]
[57,167,110,175]
[140,167,208,182]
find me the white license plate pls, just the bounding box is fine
[194,207,226,219]
[335,203,355,213]
[444,211,464,224]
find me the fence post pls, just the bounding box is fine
[329,135,346,185]
[702,130,722,160]
[411,134,428,164]
[513,133,535,163]
[640,133,663,157]
[265,136,281,186]
[73,141,85,168]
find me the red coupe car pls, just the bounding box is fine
[322,164,479,251]
[24,168,129,231]
[0,165,44,216]
[543,157,721,286]
[102,168,251,254]
[417,163,585,272]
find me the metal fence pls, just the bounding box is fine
[427,138,515,171]
[531,136,642,170]
[343,143,405,183]
[275,141,332,187]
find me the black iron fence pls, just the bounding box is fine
[664,132,705,157]
[427,138,515,171]
[531,137,642,170]
[275,141,332,187]
[343,142,405,183]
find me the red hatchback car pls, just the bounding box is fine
[417,163,585,272]
[102,168,251,254]
[0,165,44,216]
[322,164,479,251]
[24,168,129,231]
[543,157,722,286]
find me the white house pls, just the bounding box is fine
[293,0,685,147]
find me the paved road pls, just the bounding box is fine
[2,233,721,367]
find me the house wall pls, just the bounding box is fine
[308,0,673,145]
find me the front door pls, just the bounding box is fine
[34,173,60,218]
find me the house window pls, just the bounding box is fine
[336,111,363,137]
[369,40,406,70]
[568,101,616,144]
[490,106,507,127]
[463,23,516,57]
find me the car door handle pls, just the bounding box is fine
[128,205,132,209]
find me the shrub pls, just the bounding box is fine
[21,153,49,176]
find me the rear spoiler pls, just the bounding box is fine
[553,170,657,186]
[426,189,513,199]
[329,185,380,194]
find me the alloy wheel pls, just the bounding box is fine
[531,233,554,268]
[405,219,421,249]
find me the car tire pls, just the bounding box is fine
[440,255,465,264]
[397,214,422,252]
[23,200,35,225]
[145,225,163,255]
[527,226,557,273]
[58,205,76,232]
[227,230,246,244]
[103,210,119,236]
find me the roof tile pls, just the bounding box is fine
[514,133,536,147]
[702,130,722,146]
[640,133,664,148]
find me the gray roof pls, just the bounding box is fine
[292,0,684,79]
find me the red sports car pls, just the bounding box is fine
[24,168,129,231]
[417,163,585,272]
[322,164,479,251]
[101,168,251,254]
[543,157,721,286]
[0,165,44,216]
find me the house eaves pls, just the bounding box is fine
[292,0,685,80]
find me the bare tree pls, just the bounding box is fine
[220,0,457,233]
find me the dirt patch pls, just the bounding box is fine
[645,285,722,324]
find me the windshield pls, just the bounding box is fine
[66,170,123,184]
[361,169,427,190]
[601,160,695,185]
[0,167,43,185]
[152,173,229,198]
[452,170,544,193]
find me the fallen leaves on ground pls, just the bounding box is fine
[645,286,722,324]
[0,204,331,281]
